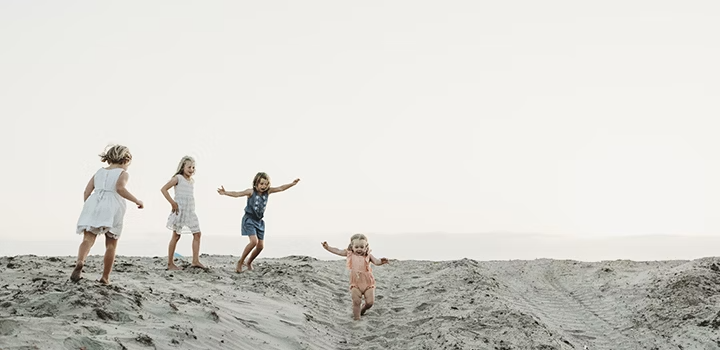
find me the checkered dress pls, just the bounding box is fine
[166,175,201,234]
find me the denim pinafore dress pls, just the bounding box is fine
[241,190,268,240]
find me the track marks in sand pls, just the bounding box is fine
[494,260,693,350]
[496,262,644,350]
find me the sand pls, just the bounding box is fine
[1,254,720,350]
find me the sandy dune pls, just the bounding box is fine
[1,255,719,349]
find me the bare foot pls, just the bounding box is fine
[191,262,206,269]
[167,264,183,271]
[97,277,110,285]
[360,307,369,316]
[235,261,244,273]
[245,263,253,271]
[70,263,84,282]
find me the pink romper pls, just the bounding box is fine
[347,251,376,293]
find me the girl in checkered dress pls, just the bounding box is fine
[161,156,205,270]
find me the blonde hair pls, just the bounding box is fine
[175,156,195,177]
[99,144,132,165]
[347,233,370,256]
[253,172,271,192]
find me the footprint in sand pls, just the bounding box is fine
[414,302,432,312]
[62,336,106,350]
[0,319,19,336]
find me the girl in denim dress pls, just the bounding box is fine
[217,172,300,272]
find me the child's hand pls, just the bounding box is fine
[171,201,179,213]
[136,200,144,209]
[321,241,329,250]
[380,258,389,265]
[292,179,300,185]
[217,186,226,195]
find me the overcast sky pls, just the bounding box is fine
[1,1,719,257]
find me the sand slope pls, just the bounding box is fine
[1,255,719,349]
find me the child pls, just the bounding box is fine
[322,234,389,320]
[160,156,205,270]
[217,172,299,273]
[71,144,144,285]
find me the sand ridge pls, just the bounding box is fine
[1,255,720,349]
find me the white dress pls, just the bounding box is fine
[166,174,201,234]
[76,168,127,239]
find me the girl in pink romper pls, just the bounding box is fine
[322,234,389,320]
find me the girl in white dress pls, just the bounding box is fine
[161,156,205,270]
[71,145,144,285]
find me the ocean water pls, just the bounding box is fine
[2,232,719,262]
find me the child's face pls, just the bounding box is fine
[352,240,367,254]
[183,162,195,177]
[256,178,269,192]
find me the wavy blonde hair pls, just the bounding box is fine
[347,233,370,256]
[174,156,195,177]
[99,144,132,165]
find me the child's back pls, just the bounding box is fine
[71,144,142,285]
[77,167,127,238]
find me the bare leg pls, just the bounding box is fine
[237,235,258,273]
[71,231,97,282]
[167,232,182,270]
[99,234,118,285]
[245,239,264,271]
[361,289,375,316]
[191,232,205,268]
[351,288,363,320]
[78,231,97,264]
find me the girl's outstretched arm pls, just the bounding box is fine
[160,176,180,213]
[321,242,347,257]
[83,175,95,201]
[116,171,144,208]
[217,186,252,198]
[269,178,300,194]
[369,254,389,265]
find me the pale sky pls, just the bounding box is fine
[1,1,719,256]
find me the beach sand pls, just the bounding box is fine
[1,254,719,349]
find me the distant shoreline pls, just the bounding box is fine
[3,232,719,262]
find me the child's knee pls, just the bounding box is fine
[364,301,374,308]
[105,240,118,250]
[352,299,362,307]
[193,232,201,240]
